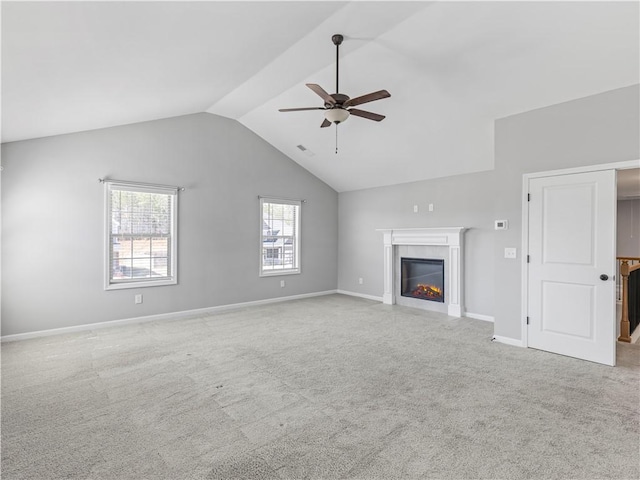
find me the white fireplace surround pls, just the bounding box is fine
[377,227,466,317]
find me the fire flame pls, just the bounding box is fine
[412,284,442,297]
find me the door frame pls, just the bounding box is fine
[521,159,640,349]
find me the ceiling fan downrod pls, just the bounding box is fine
[333,34,343,155]
[332,34,343,94]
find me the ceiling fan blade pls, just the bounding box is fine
[306,84,336,105]
[349,108,386,122]
[344,90,390,108]
[321,118,331,128]
[279,107,324,112]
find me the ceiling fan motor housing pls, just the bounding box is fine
[327,93,350,108]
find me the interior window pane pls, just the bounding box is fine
[131,237,151,258]
[151,237,168,256]
[131,258,155,278]
[117,258,134,279]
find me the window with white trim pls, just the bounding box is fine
[105,182,178,289]
[260,198,300,276]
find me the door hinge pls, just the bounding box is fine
[526,316,530,325]
[527,255,530,263]
[527,193,530,201]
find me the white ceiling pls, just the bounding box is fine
[2,1,639,192]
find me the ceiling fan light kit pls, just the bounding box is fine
[325,108,349,124]
[279,33,390,152]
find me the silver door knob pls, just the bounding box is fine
[600,274,609,281]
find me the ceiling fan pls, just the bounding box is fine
[279,34,390,128]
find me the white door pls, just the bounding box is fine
[527,170,616,365]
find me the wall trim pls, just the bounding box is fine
[336,289,384,302]
[492,335,525,347]
[1,290,338,343]
[464,312,495,322]
[338,291,494,319]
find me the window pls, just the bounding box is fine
[260,197,300,276]
[105,181,178,289]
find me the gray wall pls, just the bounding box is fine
[617,199,640,258]
[338,84,640,340]
[3,86,638,339]
[1,113,338,336]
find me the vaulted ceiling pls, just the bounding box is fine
[2,1,638,192]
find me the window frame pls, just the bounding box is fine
[104,181,178,290]
[259,197,301,277]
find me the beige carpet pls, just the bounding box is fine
[2,294,639,479]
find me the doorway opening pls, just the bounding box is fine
[615,168,640,344]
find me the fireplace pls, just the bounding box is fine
[401,258,444,303]
[378,227,466,317]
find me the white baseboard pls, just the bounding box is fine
[464,312,494,322]
[1,290,338,343]
[336,289,384,302]
[336,292,495,321]
[491,335,525,347]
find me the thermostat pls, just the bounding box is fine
[495,220,508,230]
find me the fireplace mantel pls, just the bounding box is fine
[377,227,466,317]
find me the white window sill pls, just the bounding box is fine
[105,278,177,290]
[259,270,300,278]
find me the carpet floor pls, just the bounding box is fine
[2,294,639,479]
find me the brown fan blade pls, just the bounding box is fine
[320,118,331,128]
[306,84,336,105]
[279,107,324,112]
[349,108,386,122]
[344,90,390,108]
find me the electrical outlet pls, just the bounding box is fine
[413,205,418,213]
[280,280,285,288]
[428,203,434,212]
[134,294,143,304]
[358,277,363,285]
[504,248,517,259]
